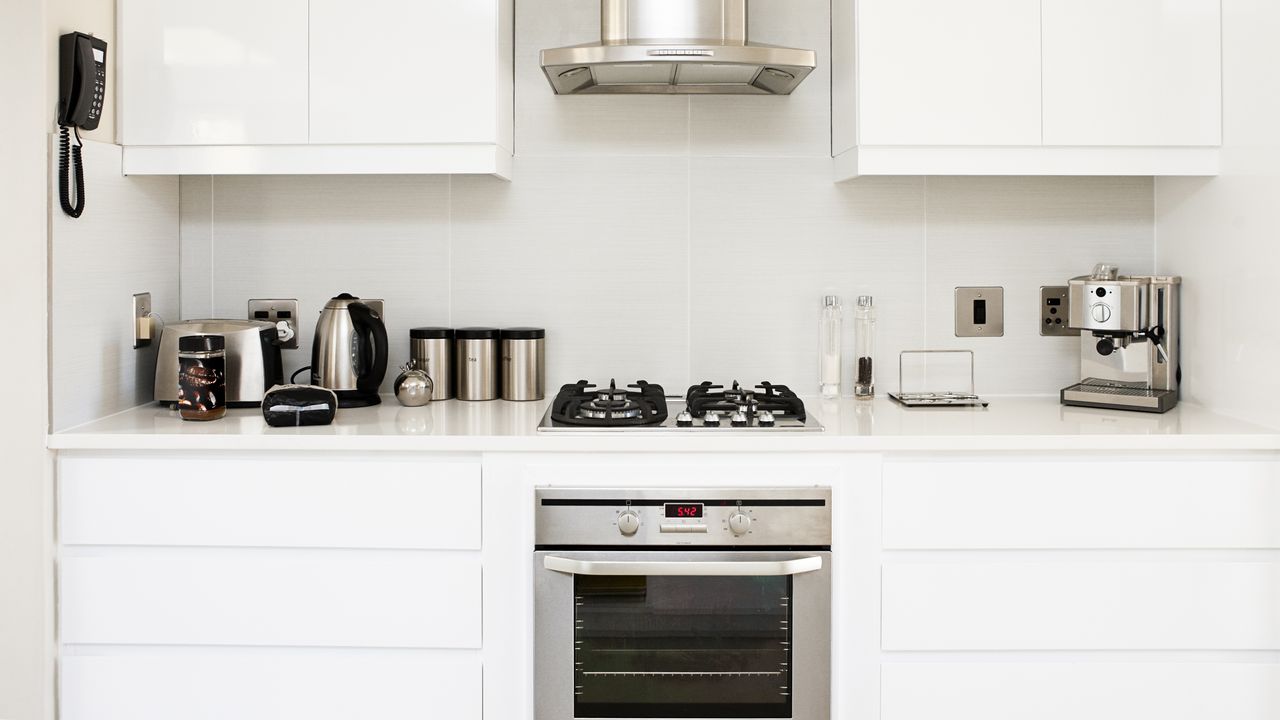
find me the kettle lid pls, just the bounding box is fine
[332,292,358,300]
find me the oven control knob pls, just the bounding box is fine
[730,411,749,427]
[617,511,641,536]
[676,411,694,427]
[728,511,752,536]
[703,412,722,427]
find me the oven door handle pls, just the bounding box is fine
[542,555,823,577]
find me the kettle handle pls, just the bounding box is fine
[349,302,388,396]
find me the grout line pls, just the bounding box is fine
[685,98,693,388]
[447,175,454,328]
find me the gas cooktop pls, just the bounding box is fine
[537,379,824,432]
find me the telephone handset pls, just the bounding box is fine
[57,32,107,218]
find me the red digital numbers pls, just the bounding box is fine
[665,503,704,518]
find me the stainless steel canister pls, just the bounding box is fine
[500,327,545,401]
[455,327,500,401]
[410,327,454,400]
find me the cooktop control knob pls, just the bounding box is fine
[703,412,722,427]
[730,411,749,427]
[617,511,641,536]
[728,511,752,536]
[676,411,694,427]
[757,411,776,427]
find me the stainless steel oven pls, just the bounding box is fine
[534,488,832,720]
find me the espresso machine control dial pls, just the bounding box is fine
[1091,303,1112,324]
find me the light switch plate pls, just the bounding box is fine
[132,292,152,349]
[955,287,1004,337]
[248,298,300,349]
[1039,285,1080,337]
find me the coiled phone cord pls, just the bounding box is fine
[58,124,85,218]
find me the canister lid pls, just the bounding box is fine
[410,327,455,340]
[456,327,499,340]
[500,327,545,340]
[179,334,225,353]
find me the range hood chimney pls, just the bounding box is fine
[541,0,816,95]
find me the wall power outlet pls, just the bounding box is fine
[248,299,300,349]
[132,292,152,349]
[1039,286,1080,337]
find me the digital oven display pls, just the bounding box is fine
[664,503,704,518]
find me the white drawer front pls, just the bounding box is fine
[60,456,480,549]
[883,663,1280,720]
[884,460,1280,549]
[61,550,480,648]
[61,651,481,720]
[883,561,1280,650]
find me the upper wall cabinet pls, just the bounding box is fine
[832,0,1222,179]
[117,0,513,177]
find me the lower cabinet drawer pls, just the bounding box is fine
[883,561,1280,650]
[60,651,481,720]
[60,549,481,648]
[59,455,481,550]
[883,459,1280,549]
[882,663,1280,720]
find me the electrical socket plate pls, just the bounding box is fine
[1039,285,1080,337]
[248,298,300,349]
[132,292,152,349]
[955,287,1004,337]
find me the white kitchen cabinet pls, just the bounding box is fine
[833,0,1222,178]
[60,455,481,549]
[882,663,1280,720]
[117,0,309,146]
[882,560,1280,650]
[883,458,1280,549]
[1042,0,1221,147]
[857,0,1042,147]
[61,653,482,720]
[310,0,500,145]
[58,452,486,719]
[117,0,513,177]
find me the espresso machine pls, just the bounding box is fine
[1060,264,1181,413]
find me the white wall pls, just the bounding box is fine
[0,0,54,717]
[1155,0,1280,428]
[49,141,180,432]
[182,0,1156,397]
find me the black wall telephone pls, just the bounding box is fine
[57,32,107,218]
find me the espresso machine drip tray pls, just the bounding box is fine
[1061,380,1178,413]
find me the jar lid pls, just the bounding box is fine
[501,327,545,340]
[179,334,225,353]
[410,327,455,340]
[455,327,499,340]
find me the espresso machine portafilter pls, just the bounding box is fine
[1061,264,1181,413]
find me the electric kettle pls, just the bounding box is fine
[311,293,389,407]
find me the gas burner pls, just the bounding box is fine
[539,378,820,432]
[685,380,807,422]
[549,379,668,427]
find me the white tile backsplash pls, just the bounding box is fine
[208,175,451,390]
[178,0,1158,401]
[51,140,180,431]
[923,176,1155,394]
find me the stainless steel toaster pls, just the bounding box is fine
[155,320,283,407]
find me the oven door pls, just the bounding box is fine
[534,550,831,720]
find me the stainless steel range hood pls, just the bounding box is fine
[541,0,816,95]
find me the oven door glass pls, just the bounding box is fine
[571,566,794,718]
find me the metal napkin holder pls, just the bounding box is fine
[888,350,989,408]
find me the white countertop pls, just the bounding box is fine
[47,396,1280,453]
